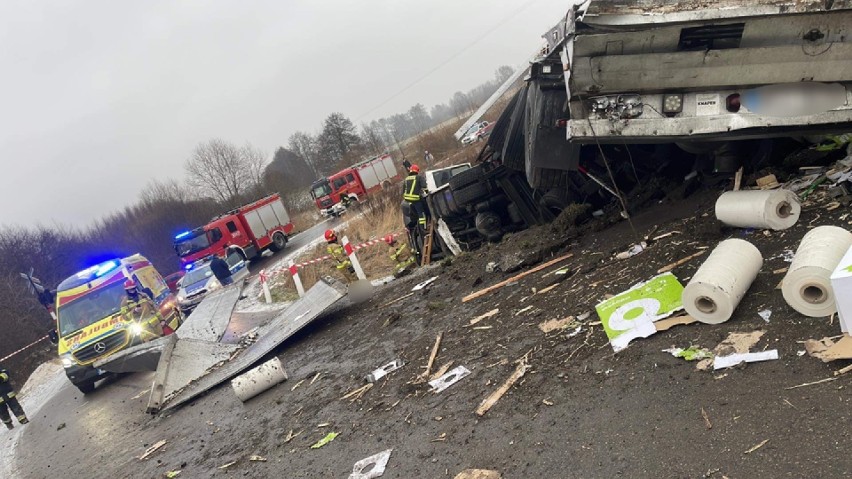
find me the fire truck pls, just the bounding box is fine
[174,193,294,265]
[310,153,400,217]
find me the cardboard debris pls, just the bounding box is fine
[310,432,339,449]
[139,440,167,460]
[757,174,780,189]
[595,273,685,352]
[713,350,779,370]
[429,366,471,393]
[697,331,765,371]
[475,359,529,416]
[654,315,697,332]
[804,334,852,362]
[349,449,393,479]
[469,309,499,326]
[663,346,713,361]
[538,316,575,333]
[454,470,502,479]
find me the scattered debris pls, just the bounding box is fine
[310,432,339,449]
[469,309,499,326]
[291,379,305,391]
[412,277,438,291]
[663,346,713,361]
[758,309,772,322]
[462,253,573,303]
[515,306,534,316]
[283,430,302,443]
[701,407,712,430]
[714,350,779,370]
[341,384,373,401]
[538,316,574,334]
[429,366,471,393]
[218,460,238,469]
[804,335,852,362]
[784,377,837,390]
[698,331,765,371]
[366,359,405,383]
[596,273,685,352]
[382,292,414,308]
[657,251,706,274]
[485,262,499,273]
[56,422,66,431]
[616,242,647,260]
[654,315,697,332]
[475,359,529,416]
[249,455,267,462]
[430,361,455,381]
[756,174,780,189]
[454,470,502,479]
[139,440,167,460]
[744,439,769,455]
[421,333,443,379]
[834,363,852,376]
[165,471,181,478]
[542,399,554,406]
[349,449,393,479]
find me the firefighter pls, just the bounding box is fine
[402,164,428,229]
[384,234,416,277]
[324,229,356,282]
[0,367,28,429]
[121,280,171,336]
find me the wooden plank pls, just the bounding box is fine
[657,251,705,274]
[423,333,443,378]
[475,360,529,416]
[462,253,573,303]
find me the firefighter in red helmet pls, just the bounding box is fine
[324,229,356,282]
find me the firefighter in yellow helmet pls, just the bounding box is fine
[0,367,28,429]
[384,234,416,277]
[324,229,356,282]
[402,164,428,229]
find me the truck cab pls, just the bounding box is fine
[54,255,182,393]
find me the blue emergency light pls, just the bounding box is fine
[185,263,194,271]
[94,260,120,277]
[175,231,192,240]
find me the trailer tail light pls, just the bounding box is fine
[662,94,683,116]
[726,93,742,113]
[555,119,569,128]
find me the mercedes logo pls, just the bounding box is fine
[93,342,107,353]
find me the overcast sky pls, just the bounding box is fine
[0,0,568,227]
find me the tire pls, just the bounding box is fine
[475,211,503,242]
[453,182,489,206]
[540,188,570,216]
[76,380,96,394]
[269,232,287,252]
[448,165,484,191]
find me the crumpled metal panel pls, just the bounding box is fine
[177,285,242,342]
[94,336,170,373]
[586,0,844,15]
[158,278,347,412]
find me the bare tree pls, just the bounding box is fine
[185,138,266,205]
[494,65,515,84]
[139,179,190,206]
[408,103,430,135]
[360,122,386,154]
[288,131,322,177]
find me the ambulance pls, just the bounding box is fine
[54,255,182,393]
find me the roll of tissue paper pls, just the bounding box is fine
[715,189,801,230]
[783,226,852,317]
[682,239,764,324]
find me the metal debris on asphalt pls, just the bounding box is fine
[429,366,471,393]
[348,449,392,479]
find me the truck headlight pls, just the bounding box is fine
[129,323,145,336]
[61,356,75,368]
[177,295,185,303]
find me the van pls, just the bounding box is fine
[54,254,182,393]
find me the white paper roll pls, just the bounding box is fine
[715,189,801,230]
[682,239,764,324]
[231,357,288,402]
[783,226,852,317]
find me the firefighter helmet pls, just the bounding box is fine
[324,229,337,242]
[123,279,137,290]
[409,164,420,173]
[383,234,395,245]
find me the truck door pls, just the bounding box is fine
[225,220,246,247]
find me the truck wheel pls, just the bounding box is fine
[475,211,503,242]
[270,232,287,252]
[453,182,489,206]
[76,380,96,394]
[448,165,484,191]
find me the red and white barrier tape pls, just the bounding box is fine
[1,335,50,362]
[260,231,405,281]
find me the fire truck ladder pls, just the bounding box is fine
[421,219,436,266]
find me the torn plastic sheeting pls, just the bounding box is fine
[595,273,685,352]
[158,278,347,412]
[429,366,471,393]
[713,350,779,370]
[349,449,392,479]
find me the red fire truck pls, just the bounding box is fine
[174,193,294,265]
[310,153,400,217]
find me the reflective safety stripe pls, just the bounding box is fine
[418,216,427,225]
[0,373,8,382]
[7,392,15,398]
[403,175,420,202]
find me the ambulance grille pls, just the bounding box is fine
[73,331,128,364]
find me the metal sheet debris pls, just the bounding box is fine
[95,336,169,373]
[429,366,471,393]
[349,449,393,479]
[412,277,438,291]
[155,278,347,412]
[365,359,405,383]
[178,286,243,342]
[713,350,779,370]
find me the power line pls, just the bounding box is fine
[355,0,542,122]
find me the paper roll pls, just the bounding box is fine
[715,189,801,230]
[783,226,852,317]
[682,239,763,324]
[231,357,288,402]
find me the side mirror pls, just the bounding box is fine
[48,328,59,345]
